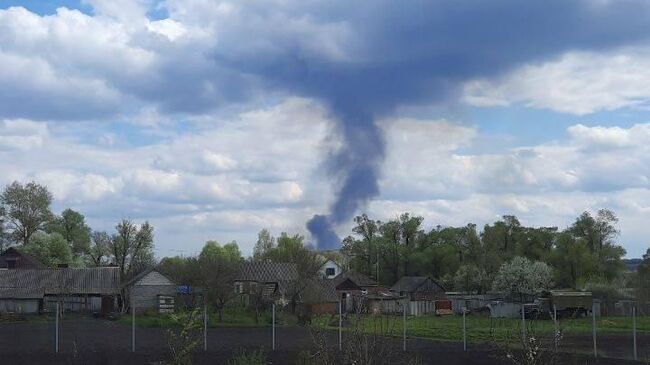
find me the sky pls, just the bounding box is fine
[1,0,650,258]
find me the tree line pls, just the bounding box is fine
[0,181,154,282]
[340,211,648,300]
[3,180,649,308]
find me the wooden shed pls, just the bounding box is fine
[124,268,176,314]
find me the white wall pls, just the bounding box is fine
[320,260,341,279]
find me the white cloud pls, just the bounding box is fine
[1,103,649,257]
[0,119,48,151]
[463,47,650,115]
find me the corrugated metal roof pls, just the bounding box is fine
[390,276,440,293]
[0,268,121,298]
[302,278,338,303]
[333,270,377,288]
[235,261,298,283]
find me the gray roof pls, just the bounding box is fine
[0,267,121,299]
[0,247,45,269]
[333,270,377,288]
[390,276,440,293]
[122,267,174,288]
[302,278,338,303]
[235,261,298,283]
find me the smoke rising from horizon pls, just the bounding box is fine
[204,0,650,250]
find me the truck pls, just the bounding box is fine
[525,291,593,319]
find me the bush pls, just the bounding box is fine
[228,349,266,365]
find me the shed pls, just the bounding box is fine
[0,267,120,314]
[390,276,445,300]
[390,276,445,316]
[332,270,378,313]
[234,261,299,305]
[124,268,176,314]
[0,248,45,269]
[300,278,338,315]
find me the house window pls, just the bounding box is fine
[325,268,335,276]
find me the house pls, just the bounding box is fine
[0,267,120,314]
[390,276,446,316]
[234,261,299,305]
[332,270,378,312]
[319,259,342,279]
[0,247,45,269]
[123,268,177,314]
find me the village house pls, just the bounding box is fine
[390,276,446,315]
[234,261,299,306]
[319,258,342,279]
[0,247,45,269]
[123,268,177,314]
[299,278,338,315]
[332,270,378,312]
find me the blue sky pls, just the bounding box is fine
[1,0,649,257]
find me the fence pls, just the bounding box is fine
[0,298,648,364]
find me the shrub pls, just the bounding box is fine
[228,349,266,365]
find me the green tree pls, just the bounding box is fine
[21,231,73,267]
[378,219,401,284]
[1,181,53,245]
[200,243,241,321]
[48,208,91,255]
[87,231,111,267]
[253,229,275,260]
[0,206,8,251]
[352,214,381,278]
[399,213,424,276]
[454,264,489,294]
[636,248,650,303]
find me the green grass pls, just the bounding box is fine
[312,314,650,344]
[120,306,299,328]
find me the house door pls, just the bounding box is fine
[101,296,115,316]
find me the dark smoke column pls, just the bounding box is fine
[307,110,384,250]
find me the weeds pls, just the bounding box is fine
[228,349,266,365]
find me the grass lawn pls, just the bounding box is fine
[312,314,650,344]
[120,306,299,328]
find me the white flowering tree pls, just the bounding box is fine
[492,256,554,301]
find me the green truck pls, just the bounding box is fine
[526,291,593,319]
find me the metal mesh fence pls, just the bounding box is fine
[1,297,649,364]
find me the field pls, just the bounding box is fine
[312,313,650,343]
[7,310,647,364]
[0,315,646,365]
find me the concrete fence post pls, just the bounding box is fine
[553,304,558,353]
[462,308,467,352]
[203,298,208,352]
[338,299,342,351]
[272,303,276,351]
[55,301,59,354]
[403,299,406,351]
[132,292,135,353]
[633,305,637,361]
[592,302,597,358]
[521,303,526,343]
